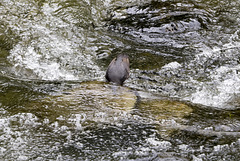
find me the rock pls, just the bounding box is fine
[26,81,137,124]
[139,99,193,121]
[139,98,193,138]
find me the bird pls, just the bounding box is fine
[105,54,130,85]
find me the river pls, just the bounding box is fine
[1,0,240,160]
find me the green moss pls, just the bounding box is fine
[139,99,193,120]
[25,81,137,123]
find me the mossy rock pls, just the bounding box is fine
[139,99,193,138]
[26,81,137,123]
[139,99,193,121]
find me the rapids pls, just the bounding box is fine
[1,0,240,160]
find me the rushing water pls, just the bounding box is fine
[1,0,240,160]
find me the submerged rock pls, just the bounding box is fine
[139,98,193,138]
[139,99,193,121]
[61,81,136,111]
[26,81,137,124]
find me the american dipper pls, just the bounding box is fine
[105,54,130,85]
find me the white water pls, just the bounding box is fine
[3,0,240,110]
[1,0,240,160]
[187,33,240,109]
[154,30,240,109]
[190,65,240,108]
[5,1,102,81]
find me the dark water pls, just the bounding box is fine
[1,0,240,160]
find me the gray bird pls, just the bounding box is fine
[105,54,130,85]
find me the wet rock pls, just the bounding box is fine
[26,81,137,123]
[139,99,193,121]
[139,98,193,138]
[61,81,136,111]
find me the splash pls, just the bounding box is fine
[186,37,240,109]
[4,1,101,81]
